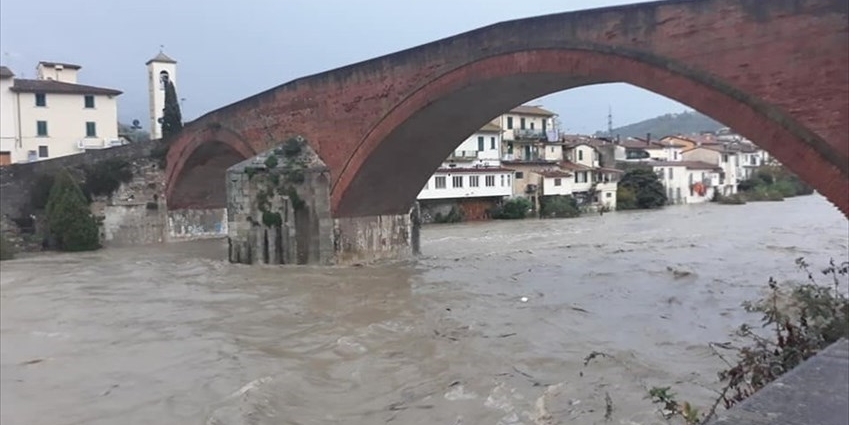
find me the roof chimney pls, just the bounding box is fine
[646,133,651,146]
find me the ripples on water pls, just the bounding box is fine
[1,195,847,425]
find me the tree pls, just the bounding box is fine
[161,79,183,139]
[617,168,667,210]
[45,169,101,252]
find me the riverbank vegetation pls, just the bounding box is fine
[491,198,533,220]
[617,168,668,210]
[539,195,581,218]
[716,165,814,205]
[586,257,848,424]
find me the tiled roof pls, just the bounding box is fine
[146,51,177,65]
[559,161,593,171]
[537,169,573,178]
[11,79,122,96]
[38,61,81,70]
[510,105,556,117]
[683,144,737,154]
[598,167,625,174]
[479,122,502,133]
[435,166,514,174]
[649,160,722,171]
[501,159,558,166]
[0,66,13,79]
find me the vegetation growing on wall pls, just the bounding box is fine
[539,195,581,218]
[250,137,311,227]
[45,169,101,252]
[616,168,667,210]
[82,159,134,199]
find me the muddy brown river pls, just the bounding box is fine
[1,195,847,425]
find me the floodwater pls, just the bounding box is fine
[1,195,847,425]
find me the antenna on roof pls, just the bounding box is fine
[607,105,613,137]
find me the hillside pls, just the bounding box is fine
[595,111,724,138]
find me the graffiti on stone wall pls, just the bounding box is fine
[167,208,228,240]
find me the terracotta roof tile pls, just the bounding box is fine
[0,66,13,79]
[435,166,514,174]
[510,105,556,117]
[648,160,722,171]
[11,79,122,96]
[479,122,502,133]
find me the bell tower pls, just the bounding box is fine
[146,49,177,140]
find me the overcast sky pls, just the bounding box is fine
[0,0,693,134]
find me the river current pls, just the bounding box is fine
[1,195,847,425]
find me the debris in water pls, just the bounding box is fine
[520,296,529,303]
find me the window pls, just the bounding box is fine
[578,150,583,161]
[575,172,587,183]
[750,156,757,165]
[490,137,496,150]
[85,122,97,137]
[676,187,682,200]
[84,95,95,108]
[520,117,526,130]
[500,175,506,186]
[606,192,612,198]
[469,175,480,187]
[159,70,170,90]
[36,121,48,136]
[452,175,463,188]
[673,151,678,160]
[435,176,446,189]
[554,178,562,186]
[668,167,673,179]
[485,175,495,187]
[477,136,484,151]
[722,154,729,163]
[507,174,511,186]
[530,122,535,130]
[506,117,513,130]
[35,93,46,107]
[38,145,48,158]
[515,171,524,179]
[550,146,555,153]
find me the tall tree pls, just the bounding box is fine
[161,79,183,139]
[45,169,101,252]
[616,168,668,210]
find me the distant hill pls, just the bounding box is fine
[595,111,724,139]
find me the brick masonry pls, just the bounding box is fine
[162,0,848,219]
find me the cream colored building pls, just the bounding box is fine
[495,105,557,161]
[0,61,123,164]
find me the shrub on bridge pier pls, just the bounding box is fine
[45,169,101,252]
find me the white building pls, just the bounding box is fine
[146,51,177,140]
[681,145,739,195]
[0,61,123,164]
[650,161,723,204]
[497,105,558,161]
[417,166,514,201]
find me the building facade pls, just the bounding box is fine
[0,61,123,164]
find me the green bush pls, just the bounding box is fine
[539,195,581,218]
[738,165,813,201]
[714,193,747,205]
[492,198,532,220]
[433,206,463,223]
[45,169,101,252]
[617,168,667,210]
[0,233,14,261]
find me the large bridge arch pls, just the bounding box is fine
[163,0,848,218]
[333,47,847,217]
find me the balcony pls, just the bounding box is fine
[78,138,128,150]
[447,150,478,161]
[513,129,547,140]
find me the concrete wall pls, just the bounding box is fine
[334,214,412,265]
[167,208,228,241]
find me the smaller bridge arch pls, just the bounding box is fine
[165,127,256,210]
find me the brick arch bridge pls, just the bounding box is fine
[164,0,848,218]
